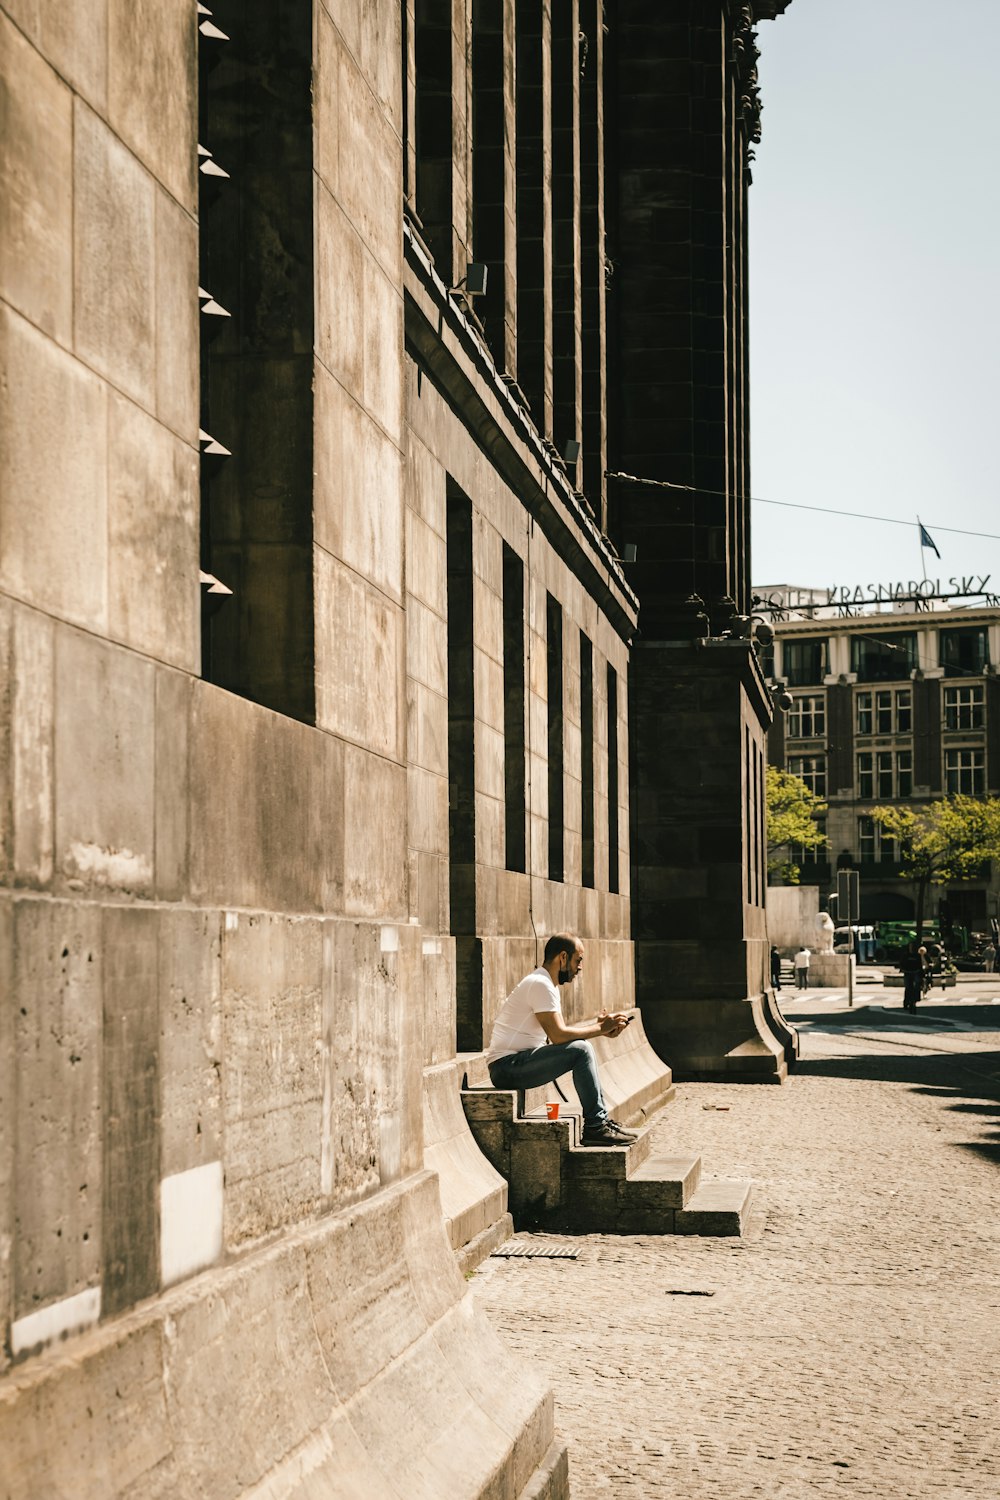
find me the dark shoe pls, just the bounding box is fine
[581,1119,638,1147]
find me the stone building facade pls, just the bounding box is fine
[763,588,1000,928]
[1,1,790,1494]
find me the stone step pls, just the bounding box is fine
[673,1177,754,1236]
[624,1151,702,1210]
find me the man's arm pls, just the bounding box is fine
[537,1009,630,1044]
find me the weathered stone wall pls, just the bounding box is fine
[1,1,633,1490]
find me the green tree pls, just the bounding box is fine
[869,796,1000,938]
[766,765,828,885]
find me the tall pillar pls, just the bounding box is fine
[608,1,795,1081]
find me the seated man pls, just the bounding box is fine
[486,932,638,1146]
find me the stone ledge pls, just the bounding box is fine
[0,1171,564,1499]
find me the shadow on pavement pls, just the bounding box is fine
[790,1003,1000,1034]
[797,1050,1000,1165]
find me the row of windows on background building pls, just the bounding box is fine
[788,747,986,802]
[787,684,986,739]
[776,627,991,687]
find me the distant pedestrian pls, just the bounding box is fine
[983,941,996,974]
[898,941,927,1013]
[770,946,782,991]
[793,947,811,990]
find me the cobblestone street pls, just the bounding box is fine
[471,986,1000,1498]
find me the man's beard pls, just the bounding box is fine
[558,966,573,985]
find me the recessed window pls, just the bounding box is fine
[856,687,911,735]
[788,755,826,798]
[782,638,828,687]
[788,694,825,738]
[857,749,911,799]
[858,815,896,864]
[850,634,917,683]
[945,747,985,796]
[939,627,989,679]
[944,684,985,731]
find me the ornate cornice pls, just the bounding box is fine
[732,4,762,152]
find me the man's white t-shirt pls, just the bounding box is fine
[486,968,561,1063]
[794,949,810,969]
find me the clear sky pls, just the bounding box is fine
[749,0,1000,601]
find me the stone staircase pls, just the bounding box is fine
[461,1079,753,1238]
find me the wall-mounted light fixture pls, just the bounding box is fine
[451,262,489,297]
[561,438,581,464]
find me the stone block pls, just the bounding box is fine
[406,508,447,614]
[153,666,191,900]
[108,0,196,212]
[406,430,447,537]
[321,918,421,1208]
[363,253,404,442]
[315,185,364,398]
[73,99,155,406]
[189,685,345,913]
[408,764,448,855]
[10,606,54,886]
[0,14,73,344]
[315,548,405,759]
[307,1179,426,1397]
[508,1135,563,1216]
[407,677,448,777]
[108,394,199,670]
[154,187,198,441]
[421,939,455,1067]
[222,913,324,1248]
[102,906,160,1317]
[0,1323,173,1495]
[406,595,448,696]
[337,42,401,280]
[0,899,10,1371]
[1,0,107,111]
[475,720,505,800]
[159,908,222,1178]
[343,746,407,916]
[0,602,10,880]
[0,303,108,631]
[314,5,340,196]
[165,1246,331,1495]
[54,628,155,897]
[13,899,103,1320]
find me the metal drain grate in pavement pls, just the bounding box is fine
[491,1241,580,1259]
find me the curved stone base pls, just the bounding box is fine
[642,994,790,1082]
[0,1172,566,1500]
[423,1059,512,1268]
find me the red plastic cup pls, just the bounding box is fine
[546,1101,560,1120]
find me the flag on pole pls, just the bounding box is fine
[919,522,940,559]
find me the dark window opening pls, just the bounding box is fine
[607,662,619,895]
[850,633,917,683]
[939,627,989,679]
[782,638,828,687]
[502,544,526,873]
[579,0,605,520]
[580,633,595,888]
[551,2,579,474]
[415,0,454,273]
[199,1,315,721]
[447,487,479,1043]
[546,594,564,882]
[472,0,508,358]
[515,0,549,432]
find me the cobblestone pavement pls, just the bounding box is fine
[470,988,1000,1499]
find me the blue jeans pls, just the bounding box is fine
[488,1040,608,1127]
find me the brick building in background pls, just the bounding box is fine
[1,2,791,1494]
[762,586,1000,928]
